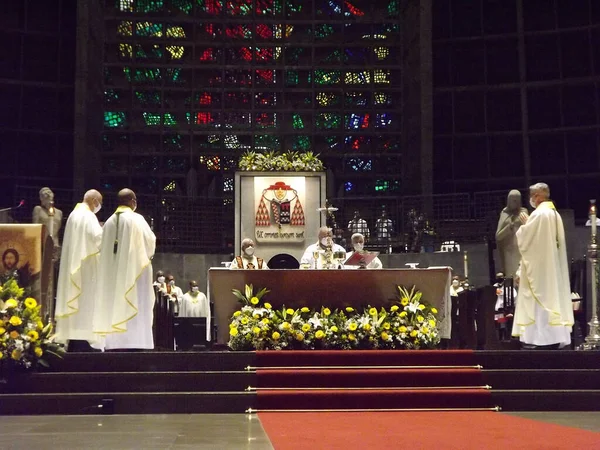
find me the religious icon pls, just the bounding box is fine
[255,181,305,228]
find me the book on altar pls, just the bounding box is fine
[345,251,380,267]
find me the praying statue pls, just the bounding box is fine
[495,190,528,279]
[32,187,64,260]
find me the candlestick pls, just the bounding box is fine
[591,199,597,239]
[580,199,600,350]
[463,251,468,279]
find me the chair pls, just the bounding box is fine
[570,258,587,347]
[267,253,300,269]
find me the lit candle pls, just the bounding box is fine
[591,200,597,238]
[463,251,468,279]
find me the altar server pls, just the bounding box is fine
[55,190,103,347]
[512,183,573,349]
[230,238,268,269]
[179,280,210,318]
[94,189,156,350]
[345,233,383,269]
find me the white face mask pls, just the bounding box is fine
[353,243,364,252]
[452,280,460,287]
[157,276,165,283]
[320,237,330,247]
[191,286,199,293]
[93,201,102,214]
[529,198,536,209]
[169,280,175,286]
[244,246,255,257]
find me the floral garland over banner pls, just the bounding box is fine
[228,285,440,351]
[0,279,64,373]
[238,150,324,172]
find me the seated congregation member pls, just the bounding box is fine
[344,233,382,269]
[230,238,268,269]
[300,226,346,269]
[179,280,210,318]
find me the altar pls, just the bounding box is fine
[208,268,452,345]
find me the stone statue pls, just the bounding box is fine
[32,187,64,260]
[495,190,528,278]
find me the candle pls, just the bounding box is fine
[463,251,468,279]
[591,200,597,238]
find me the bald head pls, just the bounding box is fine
[118,188,137,209]
[83,189,102,212]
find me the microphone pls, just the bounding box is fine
[0,199,25,213]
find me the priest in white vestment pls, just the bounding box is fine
[300,226,346,269]
[179,280,210,318]
[344,233,383,269]
[230,238,269,269]
[94,189,156,350]
[512,183,573,349]
[55,190,103,347]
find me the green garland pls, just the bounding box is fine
[228,285,441,351]
[238,150,324,172]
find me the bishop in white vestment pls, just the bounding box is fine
[512,183,573,348]
[55,190,103,346]
[94,189,156,350]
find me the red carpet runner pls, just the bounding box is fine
[258,411,600,450]
[253,350,494,411]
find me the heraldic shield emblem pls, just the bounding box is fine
[254,179,306,243]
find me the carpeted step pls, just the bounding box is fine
[256,388,492,410]
[255,350,477,368]
[475,350,600,369]
[255,368,485,389]
[483,369,600,390]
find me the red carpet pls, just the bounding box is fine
[254,350,493,411]
[259,411,600,449]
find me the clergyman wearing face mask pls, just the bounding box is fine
[165,275,184,306]
[343,232,383,269]
[299,226,347,269]
[230,238,268,270]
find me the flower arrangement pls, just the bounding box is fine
[228,284,440,351]
[238,150,324,172]
[0,279,64,372]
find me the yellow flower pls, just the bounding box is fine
[401,298,409,306]
[330,326,338,333]
[36,321,43,330]
[252,326,261,335]
[422,327,429,334]
[363,323,371,331]
[315,330,325,339]
[417,316,424,323]
[390,305,399,312]
[253,313,260,319]
[383,322,391,330]
[418,304,425,311]
[431,308,438,314]
[264,302,272,310]
[302,323,311,332]
[399,311,407,318]
[369,307,377,316]
[0,352,3,360]
[348,333,356,341]
[286,308,295,315]
[24,297,37,309]
[410,330,418,337]
[261,318,270,325]
[250,297,259,305]
[281,322,291,330]
[0,327,5,335]
[295,332,304,341]
[348,323,357,331]
[229,327,239,336]
[34,347,43,357]
[27,330,39,341]
[301,307,310,313]
[429,319,436,327]
[5,298,18,309]
[381,331,389,341]
[323,308,331,316]
[345,307,354,313]
[11,349,21,360]
[10,331,19,339]
[272,331,281,340]
[233,311,242,317]
[9,316,22,327]
[399,326,408,333]
[241,318,249,325]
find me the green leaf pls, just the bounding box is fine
[38,358,49,368]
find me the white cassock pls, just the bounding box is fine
[165,285,184,302]
[229,255,269,269]
[179,291,210,318]
[300,242,346,269]
[55,203,103,345]
[512,201,573,346]
[94,206,156,350]
[344,251,383,269]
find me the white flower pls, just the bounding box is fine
[406,303,419,314]
[291,315,303,324]
[308,313,322,329]
[15,340,24,351]
[358,315,371,326]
